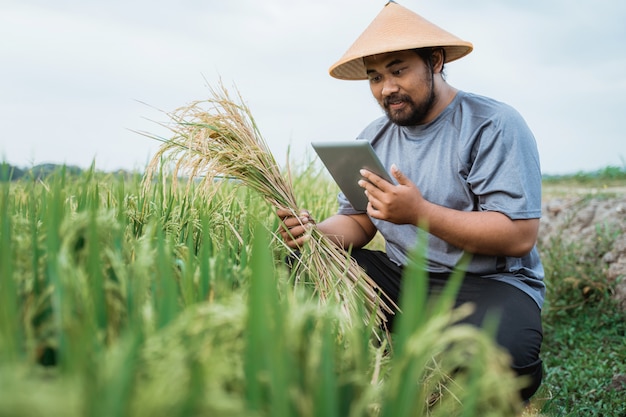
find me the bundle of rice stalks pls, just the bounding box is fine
[140,83,395,329]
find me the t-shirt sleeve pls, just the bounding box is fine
[466,106,542,220]
[337,192,366,215]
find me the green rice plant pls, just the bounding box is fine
[139,82,395,330]
[81,330,142,417]
[130,222,524,417]
[42,173,68,369]
[0,168,21,364]
[243,224,290,415]
[1,165,530,417]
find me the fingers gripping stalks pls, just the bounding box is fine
[277,208,316,249]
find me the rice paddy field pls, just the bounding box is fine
[1,160,625,417]
[1,88,625,416]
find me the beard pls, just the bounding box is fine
[382,73,436,126]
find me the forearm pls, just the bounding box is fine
[277,209,376,250]
[418,200,539,257]
[317,214,376,250]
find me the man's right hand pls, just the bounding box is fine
[276,208,315,249]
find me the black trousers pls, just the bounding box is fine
[350,249,544,401]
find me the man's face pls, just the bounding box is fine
[364,50,435,126]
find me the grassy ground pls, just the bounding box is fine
[531,167,626,416]
[536,300,626,416]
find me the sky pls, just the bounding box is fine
[1,0,625,175]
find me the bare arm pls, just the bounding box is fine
[413,206,539,257]
[359,165,539,257]
[277,209,377,250]
[317,213,377,249]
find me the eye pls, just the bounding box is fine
[392,67,406,76]
[368,74,382,84]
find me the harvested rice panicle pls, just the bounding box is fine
[142,82,395,330]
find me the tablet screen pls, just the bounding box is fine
[312,140,393,211]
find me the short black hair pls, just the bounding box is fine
[413,47,446,77]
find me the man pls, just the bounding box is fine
[278,1,544,401]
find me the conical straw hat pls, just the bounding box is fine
[329,1,473,80]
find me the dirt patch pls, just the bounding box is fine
[539,188,626,311]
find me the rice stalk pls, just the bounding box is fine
[140,82,395,329]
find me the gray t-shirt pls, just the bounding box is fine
[337,91,545,308]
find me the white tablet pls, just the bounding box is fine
[311,140,394,211]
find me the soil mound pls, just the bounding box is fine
[539,193,626,311]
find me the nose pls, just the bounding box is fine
[381,77,399,97]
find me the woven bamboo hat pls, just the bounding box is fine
[329,1,473,80]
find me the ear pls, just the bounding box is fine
[432,48,445,74]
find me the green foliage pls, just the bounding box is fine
[540,220,618,310]
[538,209,626,416]
[0,166,536,416]
[539,301,626,417]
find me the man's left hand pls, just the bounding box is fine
[358,164,423,225]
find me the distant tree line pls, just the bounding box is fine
[3,161,625,183]
[542,164,626,183]
[1,162,85,182]
[0,162,141,182]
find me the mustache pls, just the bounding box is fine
[383,94,412,108]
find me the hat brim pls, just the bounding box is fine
[330,44,473,80]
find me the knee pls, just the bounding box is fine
[514,358,543,401]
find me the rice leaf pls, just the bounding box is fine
[0,175,20,362]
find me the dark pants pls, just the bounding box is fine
[350,248,543,401]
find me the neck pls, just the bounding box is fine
[423,76,457,124]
